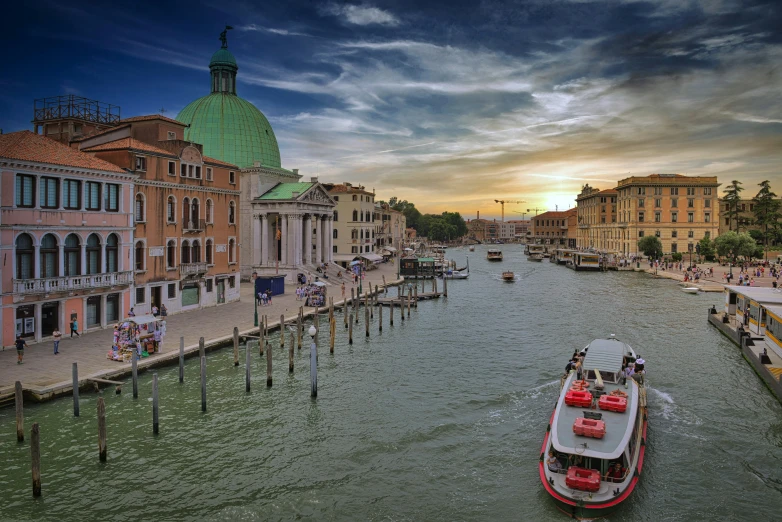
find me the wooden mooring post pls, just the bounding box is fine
[407,288,412,317]
[97,397,107,462]
[379,302,383,332]
[200,356,207,413]
[345,299,350,328]
[289,330,295,373]
[233,327,240,366]
[15,381,24,442]
[349,314,354,344]
[401,296,405,321]
[365,306,370,337]
[199,336,205,358]
[280,315,285,349]
[330,317,336,354]
[390,300,394,326]
[179,336,185,383]
[414,284,418,308]
[266,333,273,387]
[131,352,139,399]
[298,309,303,350]
[152,373,159,435]
[382,275,387,293]
[310,330,318,398]
[72,362,80,416]
[443,274,448,297]
[245,338,252,392]
[31,423,41,498]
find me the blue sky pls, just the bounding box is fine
[2,0,781,218]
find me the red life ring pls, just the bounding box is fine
[610,389,628,398]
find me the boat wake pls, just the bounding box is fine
[648,387,706,440]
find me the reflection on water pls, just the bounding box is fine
[1,245,781,521]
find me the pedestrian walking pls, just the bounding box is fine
[15,335,28,364]
[160,304,168,317]
[70,318,80,337]
[128,307,136,317]
[152,305,159,317]
[52,328,62,355]
[341,282,346,298]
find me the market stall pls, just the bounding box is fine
[107,315,165,362]
[305,281,327,307]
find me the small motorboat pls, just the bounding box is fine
[502,271,515,281]
[527,253,544,262]
[682,287,700,294]
[487,249,503,261]
[469,246,475,252]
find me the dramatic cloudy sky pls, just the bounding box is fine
[2,0,781,219]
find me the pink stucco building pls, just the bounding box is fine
[1,131,136,348]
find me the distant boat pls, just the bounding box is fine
[502,271,515,281]
[469,246,475,252]
[487,249,503,261]
[682,287,700,294]
[527,253,544,262]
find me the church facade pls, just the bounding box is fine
[176,29,335,281]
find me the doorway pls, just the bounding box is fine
[217,279,225,304]
[41,302,59,337]
[86,296,101,328]
[151,286,162,311]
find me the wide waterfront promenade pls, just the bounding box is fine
[0,263,402,403]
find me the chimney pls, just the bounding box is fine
[293,169,299,175]
[310,176,318,182]
[477,211,480,219]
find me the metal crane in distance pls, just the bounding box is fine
[494,199,526,221]
[527,207,545,217]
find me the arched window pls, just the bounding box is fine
[181,240,191,264]
[167,240,176,268]
[86,234,101,275]
[106,234,119,272]
[135,193,145,222]
[65,234,81,276]
[206,239,213,265]
[167,196,176,222]
[191,198,200,225]
[134,241,144,271]
[333,229,338,239]
[192,240,201,263]
[15,233,34,279]
[353,210,358,221]
[360,229,364,239]
[182,197,190,226]
[352,229,358,239]
[40,234,58,278]
[228,201,236,224]
[228,238,235,263]
[206,199,213,224]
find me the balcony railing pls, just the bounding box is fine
[183,219,206,232]
[13,271,133,295]
[180,262,208,276]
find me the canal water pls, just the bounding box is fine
[1,245,781,521]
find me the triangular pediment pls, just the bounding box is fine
[298,184,335,205]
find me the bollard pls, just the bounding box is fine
[31,423,41,498]
[179,336,185,383]
[132,352,139,399]
[199,336,205,358]
[97,397,107,462]
[72,362,80,417]
[330,318,336,354]
[152,373,159,435]
[289,330,295,373]
[233,327,240,366]
[379,302,383,332]
[349,314,354,344]
[365,306,370,337]
[200,356,207,413]
[15,381,24,442]
[280,315,285,349]
[245,338,252,392]
[266,335,273,387]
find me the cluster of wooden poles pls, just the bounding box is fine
[11,278,445,498]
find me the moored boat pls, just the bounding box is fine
[540,336,648,519]
[487,249,503,261]
[682,287,700,294]
[527,253,544,262]
[502,271,515,281]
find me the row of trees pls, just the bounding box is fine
[385,197,468,242]
[723,180,781,257]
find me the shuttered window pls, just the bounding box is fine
[104,184,119,212]
[85,182,101,210]
[63,180,81,209]
[39,177,59,208]
[16,174,35,207]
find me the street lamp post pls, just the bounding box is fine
[252,272,258,327]
[309,325,317,398]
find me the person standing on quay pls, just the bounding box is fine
[341,282,346,298]
[52,328,62,355]
[70,317,80,337]
[15,335,28,364]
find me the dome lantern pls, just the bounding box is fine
[211,26,237,95]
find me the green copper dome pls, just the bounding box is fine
[177,94,281,169]
[177,42,282,170]
[210,48,237,67]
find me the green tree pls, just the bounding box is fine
[671,252,683,262]
[637,236,663,259]
[722,180,744,232]
[716,231,759,261]
[441,211,468,238]
[428,220,457,242]
[698,236,716,262]
[752,180,781,260]
[391,199,423,231]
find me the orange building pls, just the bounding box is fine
[79,115,242,314]
[1,131,136,347]
[530,209,577,248]
[576,186,618,250]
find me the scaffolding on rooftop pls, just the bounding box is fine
[33,95,121,125]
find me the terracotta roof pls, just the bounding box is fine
[326,183,373,196]
[0,131,126,173]
[81,137,176,157]
[599,189,618,195]
[535,209,577,219]
[70,123,130,142]
[203,155,238,168]
[120,114,187,126]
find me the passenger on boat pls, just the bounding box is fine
[564,358,577,375]
[569,454,584,468]
[604,462,626,482]
[547,450,563,472]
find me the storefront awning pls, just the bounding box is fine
[360,252,384,263]
[333,254,356,262]
[120,314,160,325]
[382,246,397,252]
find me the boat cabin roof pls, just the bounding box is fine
[582,338,631,375]
[725,286,782,305]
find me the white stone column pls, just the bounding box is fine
[101,241,107,273]
[80,242,87,276]
[327,217,334,262]
[293,215,302,266]
[261,214,269,266]
[100,294,107,328]
[58,244,65,276]
[252,214,261,266]
[286,214,295,266]
[314,215,322,265]
[34,302,42,342]
[304,215,312,265]
[34,244,41,279]
[320,216,328,264]
[280,214,288,265]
